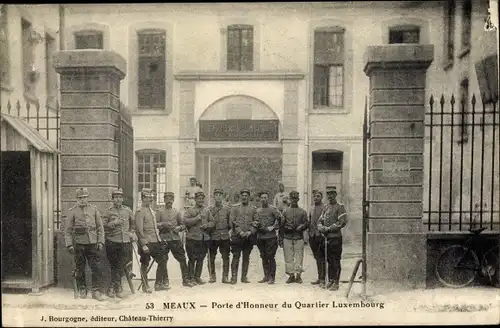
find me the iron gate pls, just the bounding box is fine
[117,102,134,208]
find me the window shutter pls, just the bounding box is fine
[313,65,329,106]
[241,27,253,71]
[138,57,152,108]
[150,58,166,108]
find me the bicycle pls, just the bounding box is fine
[435,227,500,288]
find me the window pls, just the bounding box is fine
[459,78,469,142]
[0,5,9,86]
[444,0,456,62]
[45,33,57,105]
[313,28,345,108]
[227,24,253,71]
[312,152,343,171]
[388,25,420,44]
[74,30,103,49]
[22,18,35,96]
[461,0,472,50]
[137,29,166,109]
[137,150,167,206]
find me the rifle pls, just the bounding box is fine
[72,264,79,299]
[124,260,136,294]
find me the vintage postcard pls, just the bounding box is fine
[1,1,499,326]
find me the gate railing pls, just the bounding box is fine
[117,101,134,209]
[425,95,499,232]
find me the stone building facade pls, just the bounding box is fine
[57,1,498,244]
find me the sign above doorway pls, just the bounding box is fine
[199,119,279,141]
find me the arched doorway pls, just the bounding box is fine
[195,95,282,205]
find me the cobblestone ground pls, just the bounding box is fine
[3,244,499,326]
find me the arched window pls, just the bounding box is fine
[136,149,167,205]
[388,24,420,44]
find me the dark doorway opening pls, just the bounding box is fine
[1,151,32,281]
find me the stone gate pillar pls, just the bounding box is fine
[54,50,126,214]
[363,45,433,292]
[53,50,126,290]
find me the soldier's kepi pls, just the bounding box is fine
[317,186,348,291]
[156,192,195,288]
[135,188,168,293]
[102,188,136,299]
[64,188,106,301]
[207,188,232,284]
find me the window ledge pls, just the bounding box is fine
[442,59,454,71]
[175,70,306,81]
[309,107,349,115]
[1,83,13,92]
[457,47,470,59]
[131,108,171,116]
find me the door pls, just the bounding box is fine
[1,151,32,281]
[312,171,343,204]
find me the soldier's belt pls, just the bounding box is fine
[73,227,95,234]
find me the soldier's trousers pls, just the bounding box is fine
[138,242,167,287]
[326,236,343,283]
[105,240,130,292]
[163,240,189,283]
[74,243,104,293]
[283,238,305,275]
[309,235,326,281]
[207,239,231,278]
[256,237,278,279]
[230,239,254,279]
[185,239,208,281]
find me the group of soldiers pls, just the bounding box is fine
[64,181,348,301]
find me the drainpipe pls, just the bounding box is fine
[58,4,65,50]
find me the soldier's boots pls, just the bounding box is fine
[286,274,296,284]
[115,286,125,299]
[155,283,169,291]
[230,258,239,284]
[311,279,321,285]
[141,265,153,293]
[187,260,196,285]
[268,259,276,285]
[106,287,116,298]
[259,260,269,283]
[221,276,230,284]
[183,279,196,287]
[209,274,216,283]
[79,289,88,299]
[328,281,340,291]
[180,262,194,287]
[92,291,105,301]
[195,261,206,285]
[295,274,303,284]
[241,258,250,283]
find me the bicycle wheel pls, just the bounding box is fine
[482,246,500,288]
[435,245,479,288]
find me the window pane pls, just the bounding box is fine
[314,31,344,65]
[328,65,343,107]
[137,30,166,109]
[461,0,471,47]
[313,65,329,107]
[312,152,343,171]
[75,31,103,49]
[227,25,253,71]
[136,150,167,206]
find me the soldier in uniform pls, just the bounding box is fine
[317,186,348,291]
[280,190,308,284]
[207,188,232,284]
[254,191,281,284]
[102,188,136,298]
[135,188,168,293]
[156,192,195,288]
[229,189,258,284]
[64,188,105,301]
[183,191,215,285]
[308,190,326,286]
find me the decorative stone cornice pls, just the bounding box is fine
[175,71,305,81]
[363,45,434,75]
[53,50,127,79]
